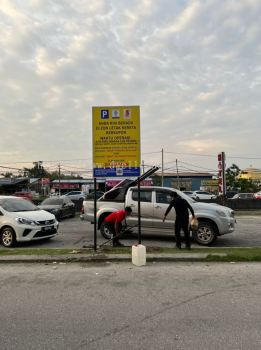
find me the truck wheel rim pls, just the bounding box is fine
[2,230,13,246]
[104,227,113,239]
[197,227,213,242]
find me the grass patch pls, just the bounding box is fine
[0,247,261,262]
[205,248,261,262]
[0,248,93,256]
[103,247,261,262]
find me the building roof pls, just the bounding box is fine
[0,177,29,185]
[52,178,105,184]
[239,167,261,180]
[154,172,213,178]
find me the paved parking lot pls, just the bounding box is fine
[16,214,261,249]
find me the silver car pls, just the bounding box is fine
[192,191,216,200]
[231,193,255,199]
[64,191,86,201]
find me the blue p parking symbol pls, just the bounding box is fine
[101,110,109,119]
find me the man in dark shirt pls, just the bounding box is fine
[163,192,195,249]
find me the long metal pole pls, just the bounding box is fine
[142,160,145,174]
[138,180,141,244]
[176,159,180,190]
[222,152,226,205]
[161,148,164,187]
[93,177,97,251]
[58,163,61,196]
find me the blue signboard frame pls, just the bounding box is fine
[93,167,140,177]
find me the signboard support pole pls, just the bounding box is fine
[138,181,141,244]
[161,148,164,187]
[222,152,226,197]
[93,177,97,251]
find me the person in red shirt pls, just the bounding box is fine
[104,207,132,247]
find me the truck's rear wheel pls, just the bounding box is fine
[100,222,114,240]
[192,221,217,246]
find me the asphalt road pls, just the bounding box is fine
[0,262,260,350]
[17,214,261,249]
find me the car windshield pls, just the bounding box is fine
[41,198,63,205]
[0,198,39,212]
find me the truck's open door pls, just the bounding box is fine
[101,166,159,202]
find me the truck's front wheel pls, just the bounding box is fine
[100,222,114,240]
[192,221,217,246]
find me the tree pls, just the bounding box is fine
[1,172,13,178]
[23,162,50,178]
[226,164,258,192]
[236,178,258,192]
[226,164,240,189]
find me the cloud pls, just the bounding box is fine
[0,0,260,173]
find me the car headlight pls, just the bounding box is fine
[215,209,227,217]
[229,210,235,218]
[16,217,38,225]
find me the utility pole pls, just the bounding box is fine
[161,148,164,187]
[58,163,61,196]
[142,160,145,174]
[176,159,180,190]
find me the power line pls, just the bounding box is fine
[0,158,92,165]
[1,151,261,166]
[164,151,216,158]
[178,160,217,172]
[164,164,215,173]
[0,165,23,171]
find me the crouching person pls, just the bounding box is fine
[104,207,132,247]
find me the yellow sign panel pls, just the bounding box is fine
[92,106,140,177]
[201,180,218,186]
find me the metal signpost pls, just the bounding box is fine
[92,106,141,250]
[93,177,97,251]
[218,152,226,205]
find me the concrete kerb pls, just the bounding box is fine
[0,252,227,264]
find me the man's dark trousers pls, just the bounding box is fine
[175,218,190,248]
[104,222,122,246]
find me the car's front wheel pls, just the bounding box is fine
[55,211,63,221]
[70,210,76,218]
[192,221,217,246]
[1,227,17,247]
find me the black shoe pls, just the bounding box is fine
[185,246,191,250]
[176,245,182,249]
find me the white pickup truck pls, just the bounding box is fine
[82,185,236,245]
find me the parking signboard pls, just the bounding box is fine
[92,106,140,177]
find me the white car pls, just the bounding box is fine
[192,191,216,200]
[254,191,261,199]
[64,191,86,201]
[182,191,194,198]
[0,196,59,247]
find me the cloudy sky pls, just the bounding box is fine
[0,0,260,176]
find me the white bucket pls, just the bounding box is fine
[132,244,146,266]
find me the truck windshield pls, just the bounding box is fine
[177,191,195,203]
